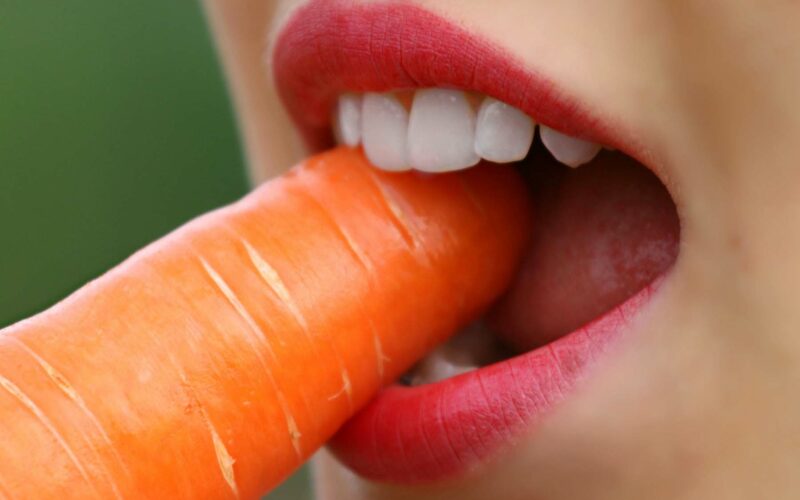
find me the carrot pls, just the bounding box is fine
[0,147,530,499]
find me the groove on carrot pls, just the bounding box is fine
[200,257,278,359]
[293,188,388,384]
[241,239,305,332]
[370,320,388,382]
[8,337,126,499]
[199,257,304,458]
[365,169,424,252]
[171,360,241,498]
[0,375,99,498]
[241,239,355,410]
[203,409,239,498]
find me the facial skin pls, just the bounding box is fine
[204,1,800,498]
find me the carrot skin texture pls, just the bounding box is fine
[0,148,531,499]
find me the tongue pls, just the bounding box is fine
[489,147,680,353]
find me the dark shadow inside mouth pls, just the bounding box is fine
[398,136,680,386]
[489,135,680,354]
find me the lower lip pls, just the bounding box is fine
[329,281,660,483]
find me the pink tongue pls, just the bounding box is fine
[489,149,679,352]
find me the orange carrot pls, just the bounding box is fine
[0,147,530,499]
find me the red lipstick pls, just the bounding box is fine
[330,286,656,482]
[273,1,622,154]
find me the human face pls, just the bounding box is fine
[205,1,800,498]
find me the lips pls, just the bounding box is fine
[272,1,632,155]
[330,283,660,482]
[272,0,678,484]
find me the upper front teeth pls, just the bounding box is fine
[334,89,603,171]
[361,93,411,171]
[407,89,480,172]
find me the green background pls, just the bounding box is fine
[0,2,311,498]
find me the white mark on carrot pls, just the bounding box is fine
[341,231,374,274]
[200,258,277,359]
[9,337,126,499]
[295,186,375,278]
[327,371,352,403]
[372,325,386,382]
[0,374,99,498]
[343,371,353,401]
[285,408,303,447]
[242,241,354,410]
[299,190,388,385]
[171,362,240,497]
[310,197,389,383]
[203,412,239,499]
[242,240,308,331]
[199,258,303,459]
[337,367,354,409]
[365,171,422,250]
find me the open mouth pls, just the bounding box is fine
[273,0,680,484]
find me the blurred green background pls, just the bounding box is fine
[0,2,310,498]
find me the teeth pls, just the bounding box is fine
[362,93,411,171]
[336,88,607,172]
[407,89,480,172]
[333,94,362,147]
[474,97,536,163]
[407,353,478,386]
[539,125,602,168]
[404,322,506,386]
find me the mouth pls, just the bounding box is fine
[272,0,680,485]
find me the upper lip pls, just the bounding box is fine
[271,0,662,484]
[271,0,638,158]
